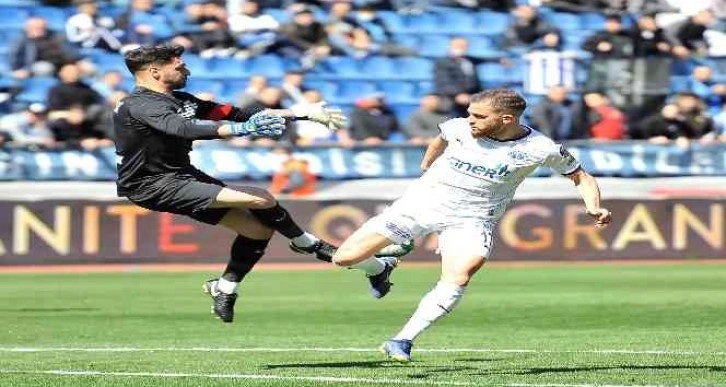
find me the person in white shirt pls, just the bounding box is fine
[65,0,121,51]
[0,103,55,147]
[330,88,612,362]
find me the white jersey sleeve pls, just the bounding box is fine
[438,118,468,142]
[542,142,581,175]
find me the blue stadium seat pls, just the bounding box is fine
[477,62,507,86]
[395,57,433,81]
[404,12,439,33]
[0,7,30,31]
[391,34,419,50]
[361,56,396,79]
[546,12,582,31]
[581,12,606,31]
[264,8,290,23]
[31,6,69,31]
[418,35,450,58]
[317,56,361,79]
[376,10,405,33]
[248,55,285,78]
[467,36,505,59]
[415,81,433,96]
[377,81,416,103]
[477,12,510,36]
[16,76,56,103]
[439,12,477,35]
[207,57,249,79]
[183,79,223,96]
[92,52,127,73]
[303,80,337,101]
[181,54,210,77]
[669,76,689,92]
[390,103,417,125]
[334,80,377,103]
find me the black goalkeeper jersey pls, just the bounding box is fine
[113,86,260,196]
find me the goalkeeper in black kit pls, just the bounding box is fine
[112,44,350,323]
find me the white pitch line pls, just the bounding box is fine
[0,369,675,387]
[0,347,723,356]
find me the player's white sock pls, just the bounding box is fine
[291,232,317,248]
[351,257,386,276]
[216,278,239,294]
[392,281,466,341]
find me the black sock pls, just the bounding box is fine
[221,235,270,283]
[249,203,304,239]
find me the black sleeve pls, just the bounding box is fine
[175,91,264,122]
[129,99,223,140]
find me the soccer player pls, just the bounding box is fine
[330,89,612,362]
[113,44,350,323]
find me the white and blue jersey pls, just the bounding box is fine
[362,117,581,258]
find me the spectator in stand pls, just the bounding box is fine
[632,13,672,57]
[116,0,176,46]
[353,4,394,43]
[65,0,122,52]
[276,7,331,69]
[269,146,317,197]
[228,0,279,57]
[713,103,726,141]
[238,75,268,108]
[638,93,715,145]
[664,10,715,59]
[688,65,726,113]
[10,17,91,79]
[280,70,307,107]
[505,5,560,48]
[433,37,480,116]
[581,92,626,141]
[524,31,577,95]
[184,0,237,57]
[0,103,55,148]
[291,90,336,146]
[404,94,448,145]
[329,26,414,59]
[530,85,580,141]
[582,14,635,58]
[46,64,113,150]
[346,92,399,145]
[91,70,127,102]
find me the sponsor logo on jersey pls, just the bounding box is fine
[178,101,197,119]
[448,156,510,179]
[385,222,413,241]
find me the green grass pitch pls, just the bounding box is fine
[1,263,726,386]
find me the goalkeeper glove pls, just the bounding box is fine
[290,102,347,131]
[230,111,285,138]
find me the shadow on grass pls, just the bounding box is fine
[521,365,726,375]
[265,361,392,369]
[11,307,99,313]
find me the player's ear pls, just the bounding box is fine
[149,66,161,81]
[501,114,514,124]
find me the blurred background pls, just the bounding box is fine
[0,0,724,266]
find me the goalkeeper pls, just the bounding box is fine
[113,44,354,323]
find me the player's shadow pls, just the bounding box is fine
[463,363,726,376]
[520,365,726,375]
[265,361,389,369]
[10,307,99,313]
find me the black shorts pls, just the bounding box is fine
[125,169,230,225]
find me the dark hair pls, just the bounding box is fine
[470,89,527,116]
[123,44,185,75]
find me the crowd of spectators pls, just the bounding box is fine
[0,0,724,150]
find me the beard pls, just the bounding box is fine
[165,74,187,90]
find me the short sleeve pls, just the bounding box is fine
[438,118,465,141]
[543,143,581,175]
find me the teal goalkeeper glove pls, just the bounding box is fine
[230,111,285,138]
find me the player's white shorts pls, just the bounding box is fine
[361,199,496,259]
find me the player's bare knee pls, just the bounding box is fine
[331,249,360,267]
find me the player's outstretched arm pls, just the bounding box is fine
[565,168,612,228]
[267,103,347,131]
[420,135,447,173]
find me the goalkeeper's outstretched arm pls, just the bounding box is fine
[420,134,447,173]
